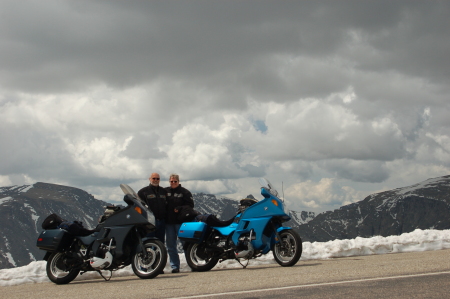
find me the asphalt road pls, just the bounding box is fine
[3,249,450,299]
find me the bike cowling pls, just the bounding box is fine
[179,178,302,271]
[36,184,167,284]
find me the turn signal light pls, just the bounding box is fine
[271,199,279,206]
[134,207,142,214]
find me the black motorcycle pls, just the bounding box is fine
[36,184,167,284]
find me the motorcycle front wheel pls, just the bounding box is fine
[46,252,81,284]
[131,239,167,279]
[185,243,219,272]
[272,229,302,267]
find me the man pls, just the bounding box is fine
[137,173,167,244]
[165,173,194,273]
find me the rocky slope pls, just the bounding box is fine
[298,175,450,242]
[5,175,448,269]
[0,182,109,269]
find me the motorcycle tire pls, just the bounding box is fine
[46,252,81,284]
[272,229,302,267]
[185,242,219,272]
[131,239,167,279]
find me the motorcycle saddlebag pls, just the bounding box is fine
[41,213,64,230]
[36,229,73,251]
[178,222,208,243]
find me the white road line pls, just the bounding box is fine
[168,271,450,299]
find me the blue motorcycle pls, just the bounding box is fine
[179,178,302,271]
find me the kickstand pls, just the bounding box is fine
[97,270,113,281]
[236,259,250,269]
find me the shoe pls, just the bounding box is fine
[171,268,180,273]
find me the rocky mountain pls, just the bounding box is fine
[10,175,450,269]
[0,182,110,270]
[192,193,240,220]
[298,175,450,242]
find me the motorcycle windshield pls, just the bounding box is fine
[258,178,279,197]
[259,178,290,217]
[120,183,156,225]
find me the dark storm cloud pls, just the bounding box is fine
[1,0,450,212]
[2,1,448,99]
[320,160,390,183]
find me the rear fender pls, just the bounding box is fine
[182,241,191,251]
[43,251,52,261]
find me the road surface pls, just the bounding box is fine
[3,249,450,299]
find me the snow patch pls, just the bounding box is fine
[0,197,12,205]
[4,253,17,267]
[397,176,449,195]
[20,185,33,193]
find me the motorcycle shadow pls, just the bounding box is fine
[204,263,316,272]
[70,274,166,285]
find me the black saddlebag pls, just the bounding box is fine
[36,229,73,251]
[41,213,64,230]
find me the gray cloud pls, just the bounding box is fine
[1,1,450,212]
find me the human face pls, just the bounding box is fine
[149,174,160,186]
[169,177,179,188]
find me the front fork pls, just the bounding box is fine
[271,226,291,248]
[136,227,148,258]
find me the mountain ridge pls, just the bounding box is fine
[2,175,450,269]
[297,175,450,242]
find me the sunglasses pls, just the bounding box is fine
[170,180,178,183]
[151,178,160,180]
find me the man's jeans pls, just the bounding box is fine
[147,219,166,244]
[165,223,182,270]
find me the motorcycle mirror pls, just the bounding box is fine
[123,194,134,205]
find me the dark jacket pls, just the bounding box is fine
[137,185,167,220]
[165,184,194,224]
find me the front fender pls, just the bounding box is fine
[142,236,159,243]
[135,236,160,253]
[277,226,291,232]
[271,227,292,246]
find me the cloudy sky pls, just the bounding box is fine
[1,1,450,213]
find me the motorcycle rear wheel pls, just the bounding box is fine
[272,229,302,267]
[131,239,167,279]
[46,252,81,284]
[185,243,219,272]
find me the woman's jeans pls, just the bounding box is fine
[165,223,182,270]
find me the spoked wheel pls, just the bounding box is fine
[46,252,81,284]
[272,229,302,267]
[132,239,167,279]
[185,243,219,272]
